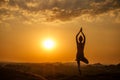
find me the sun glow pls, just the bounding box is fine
[42,39,55,50]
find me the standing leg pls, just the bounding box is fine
[77,60,81,75]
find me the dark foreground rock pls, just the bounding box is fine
[0,67,47,80]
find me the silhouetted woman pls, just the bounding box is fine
[76,27,89,74]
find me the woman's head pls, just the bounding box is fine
[79,36,83,42]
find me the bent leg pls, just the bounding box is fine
[81,57,89,64]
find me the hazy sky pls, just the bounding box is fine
[0,0,120,64]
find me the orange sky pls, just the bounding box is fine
[0,0,120,64]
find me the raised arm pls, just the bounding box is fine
[76,28,82,43]
[81,31,86,44]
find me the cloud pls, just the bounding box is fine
[0,0,120,23]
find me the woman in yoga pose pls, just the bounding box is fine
[76,27,89,74]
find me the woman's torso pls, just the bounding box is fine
[77,43,84,57]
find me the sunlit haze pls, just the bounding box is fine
[0,0,120,64]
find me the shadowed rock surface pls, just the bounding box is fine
[0,63,120,80]
[0,67,47,80]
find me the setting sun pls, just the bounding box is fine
[42,39,55,50]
